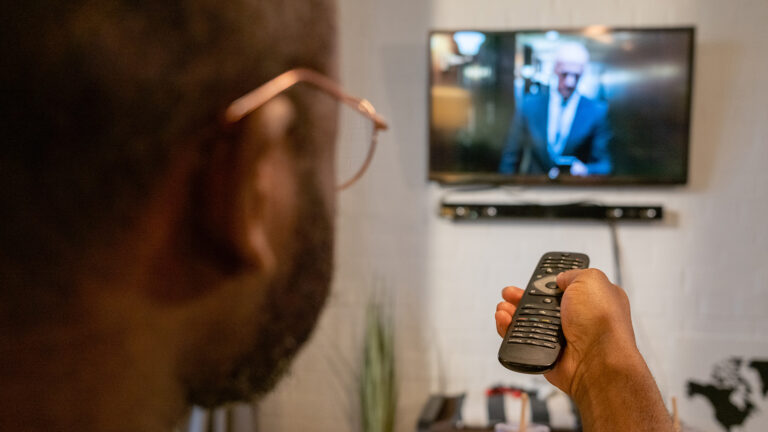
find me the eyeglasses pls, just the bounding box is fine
[223,68,389,191]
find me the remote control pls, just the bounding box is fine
[498,252,589,374]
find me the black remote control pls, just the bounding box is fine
[498,252,589,374]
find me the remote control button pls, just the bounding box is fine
[522,304,535,309]
[521,309,560,318]
[545,268,554,274]
[511,332,526,338]
[530,328,558,336]
[530,340,557,349]
[535,298,559,309]
[510,338,539,346]
[535,274,544,279]
[540,318,561,325]
[516,321,533,327]
[527,317,541,322]
[562,253,571,257]
[529,334,558,343]
[532,275,562,295]
[541,323,559,330]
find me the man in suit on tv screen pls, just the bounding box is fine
[499,41,613,178]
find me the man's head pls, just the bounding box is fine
[553,42,590,100]
[1,0,339,423]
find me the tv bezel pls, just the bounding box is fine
[427,26,696,187]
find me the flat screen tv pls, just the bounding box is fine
[429,27,694,185]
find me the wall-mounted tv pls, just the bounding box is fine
[429,27,694,185]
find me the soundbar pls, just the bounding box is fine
[440,202,663,221]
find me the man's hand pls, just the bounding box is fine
[495,268,637,395]
[570,160,589,176]
[495,268,674,431]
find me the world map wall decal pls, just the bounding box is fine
[687,358,768,431]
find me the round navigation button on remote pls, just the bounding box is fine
[532,275,563,295]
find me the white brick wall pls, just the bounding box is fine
[256,1,768,431]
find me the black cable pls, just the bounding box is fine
[608,221,623,287]
[607,219,667,394]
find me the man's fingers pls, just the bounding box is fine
[557,268,604,288]
[496,301,517,316]
[496,287,522,338]
[501,286,524,304]
[495,310,512,338]
[556,269,584,289]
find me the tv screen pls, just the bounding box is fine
[429,27,694,185]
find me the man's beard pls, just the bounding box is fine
[186,173,334,407]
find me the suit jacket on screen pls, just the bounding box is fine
[498,91,612,175]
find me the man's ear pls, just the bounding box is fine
[198,96,297,275]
